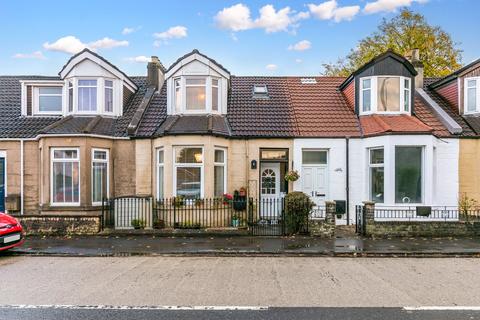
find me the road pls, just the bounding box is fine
[1,255,479,319]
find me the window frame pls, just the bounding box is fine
[394,145,424,204]
[172,76,222,114]
[214,147,227,197]
[464,77,480,114]
[359,76,412,115]
[91,148,109,206]
[173,146,204,198]
[156,148,164,199]
[34,86,64,115]
[50,147,80,206]
[368,147,385,204]
[77,78,99,114]
[104,79,114,114]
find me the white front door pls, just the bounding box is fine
[260,163,281,218]
[302,166,328,216]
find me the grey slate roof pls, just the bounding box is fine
[154,114,230,137]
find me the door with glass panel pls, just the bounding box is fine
[260,163,281,219]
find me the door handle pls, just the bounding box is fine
[315,192,325,197]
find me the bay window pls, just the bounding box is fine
[68,81,73,113]
[395,146,423,204]
[36,87,63,113]
[186,78,206,110]
[465,77,479,113]
[51,148,80,205]
[214,148,226,197]
[369,148,384,203]
[157,149,164,199]
[78,79,97,112]
[172,76,222,113]
[174,147,203,199]
[359,76,411,114]
[104,80,113,113]
[92,149,109,205]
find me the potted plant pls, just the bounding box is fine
[131,219,146,229]
[173,195,185,208]
[233,189,247,211]
[231,214,241,227]
[285,170,300,182]
[223,193,233,205]
[153,219,165,229]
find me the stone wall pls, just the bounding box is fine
[15,215,101,235]
[309,201,335,238]
[362,202,480,237]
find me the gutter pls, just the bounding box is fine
[345,137,350,225]
[416,88,463,134]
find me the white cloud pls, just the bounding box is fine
[215,3,253,31]
[43,36,128,54]
[295,58,303,63]
[124,56,151,63]
[266,64,278,71]
[12,51,46,60]
[214,3,309,33]
[153,26,188,46]
[43,36,88,54]
[122,26,141,35]
[89,37,129,49]
[288,40,311,51]
[364,0,427,14]
[308,0,360,22]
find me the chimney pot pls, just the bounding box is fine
[408,48,424,89]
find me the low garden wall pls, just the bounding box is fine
[362,202,480,237]
[13,215,101,235]
[309,201,335,238]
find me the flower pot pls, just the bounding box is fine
[232,218,240,227]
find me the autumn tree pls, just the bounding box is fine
[323,9,462,77]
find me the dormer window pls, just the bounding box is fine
[359,76,411,115]
[78,80,97,112]
[465,77,479,114]
[172,76,222,114]
[105,80,113,113]
[35,87,63,114]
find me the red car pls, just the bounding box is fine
[0,212,25,251]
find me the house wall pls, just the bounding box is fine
[293,135,459,224]
[459,139,480,202]
[149,136,293,199]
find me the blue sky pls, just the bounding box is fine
[0,0,478,76]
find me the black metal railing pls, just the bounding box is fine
[374,206,480,222]
[102,196,319,235]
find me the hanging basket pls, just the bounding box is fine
[284,170,300,182]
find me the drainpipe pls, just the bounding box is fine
[345,137,350,225]
[20,139,24,215]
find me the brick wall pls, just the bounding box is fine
[309,201,335,238]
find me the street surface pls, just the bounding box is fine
[1,256,479,319]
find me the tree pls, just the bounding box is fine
[323,9,462,77]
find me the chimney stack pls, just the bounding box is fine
[147,56,165,91]
[408,48,424,89]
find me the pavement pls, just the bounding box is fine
[1,307,480,320]
[7,234,480,257]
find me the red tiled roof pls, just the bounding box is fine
[360,114,433,136]
[287,77,361,137]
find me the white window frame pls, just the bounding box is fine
[368,147,384,204]
[33,86,64,115]
[68,81,74,113]
[156,148,164,199]
[393,145,424,205]
[173,146,204,198]
[464,77,480,114]
[359,76,411,115]
[173,76,222,115]
[77,78,99,114]
[214,147,227,197]
[50,147,80,206]
[104,79,114,114]
[91,148,109,206]
[211,78,220,111]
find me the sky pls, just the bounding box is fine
[0,0,478,76]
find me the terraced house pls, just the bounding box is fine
[0,48,478,230]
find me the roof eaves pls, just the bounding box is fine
[166,49,230,75]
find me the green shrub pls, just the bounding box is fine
[131,219,146,229]
[284,192,314,235]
